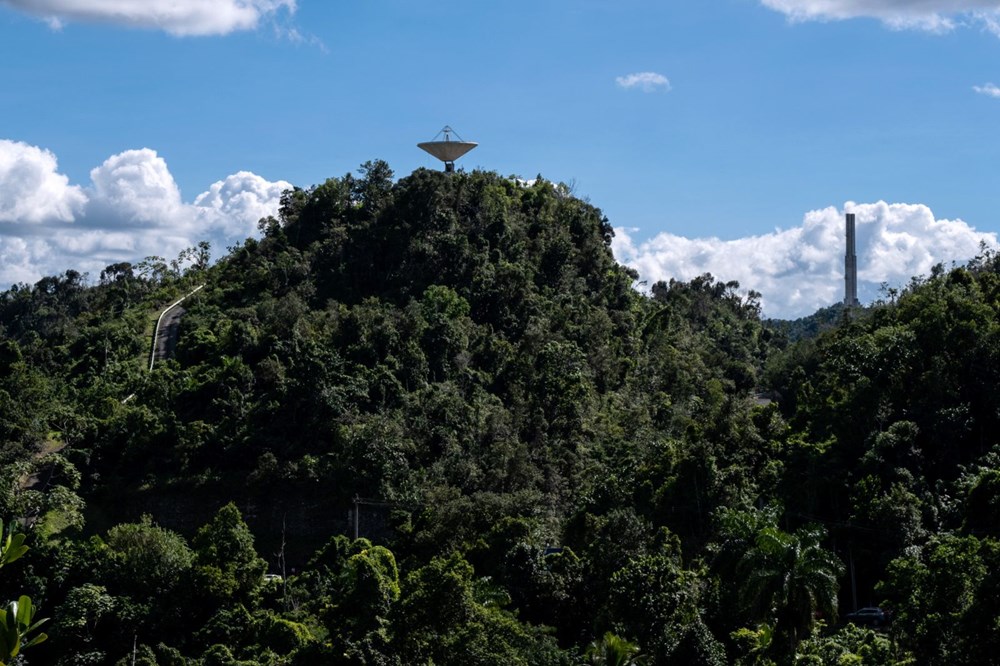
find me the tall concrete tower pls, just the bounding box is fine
[844,213,860,307]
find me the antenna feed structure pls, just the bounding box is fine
[418,126,477,173]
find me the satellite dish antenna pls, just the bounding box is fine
[418,126,477,173]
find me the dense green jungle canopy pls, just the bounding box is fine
[2,162,1000,664]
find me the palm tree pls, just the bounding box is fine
[583,632,648,666]
[738,525,843,654]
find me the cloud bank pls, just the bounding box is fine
[616,72,672,92]
[613,202,997,319]
[0,0,296,36]
[760,0,1000,35]
[0,139,291,286]
[3,139,991,321]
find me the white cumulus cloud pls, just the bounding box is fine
[760,0,1000,35]
[0,140,86,224]
[0,237,55,286]
[194,171,292,238]
[613,201,997,319]
[0,0,296,36]
[974,82,1000,97]
[0,140,291,287]
[616,72,671,92]
[87,149,186,226]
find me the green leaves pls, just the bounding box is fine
[104,516,194,600]
[583,632,646,665]
[0,521,27,569]
[734,523,843,658]
[0,595,48,663]
[192,503,267,603]
[21,160,1000,663]
[0,523,47,665]
[878,534,1000,665]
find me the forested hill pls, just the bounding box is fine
[0,163,998,664]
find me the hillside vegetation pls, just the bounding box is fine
[1,162,999,664]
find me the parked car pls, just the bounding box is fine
[844,607,888,628]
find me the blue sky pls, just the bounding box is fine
[1,0,999,317]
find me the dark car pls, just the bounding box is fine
[844,607,888,628]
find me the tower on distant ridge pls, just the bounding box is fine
[418,126,477,172]
[844,212,860,307]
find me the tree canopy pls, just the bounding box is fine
[1,162,996,663]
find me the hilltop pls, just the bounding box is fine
[1,163,999,664]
